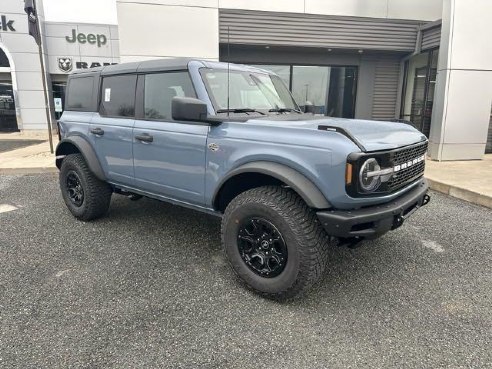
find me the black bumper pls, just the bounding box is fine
[317,179,430,239]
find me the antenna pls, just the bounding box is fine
[227,26,230,117]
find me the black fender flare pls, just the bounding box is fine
[214,161,331,209]
[55,136,106,181]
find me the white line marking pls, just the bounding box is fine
[422,240,445,253]
[55,269,70,278]
[0,204,18,214]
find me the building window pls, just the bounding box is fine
[252,64,357,118]
[400,49,439,137]
[100,74,137,118]
[0,81,17,131]
[144,71,196,120]
[0,48,9,68]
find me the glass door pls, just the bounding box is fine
[401,49,439,137]
[0,80,17,132]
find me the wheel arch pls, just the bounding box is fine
[213,161,331,212]
[55,137,106,181]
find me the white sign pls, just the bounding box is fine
[104,88,111,102]
[54,97,63,112]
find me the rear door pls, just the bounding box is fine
[90,74,136,186]
[132,71,208,205]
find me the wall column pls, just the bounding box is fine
[428,0,492,160]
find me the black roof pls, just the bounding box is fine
[71,58,198,76]
[69,58,272,76]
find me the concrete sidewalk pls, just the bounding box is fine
[0,132,491,208]
[425,155,492,209]
[0,132,58,174]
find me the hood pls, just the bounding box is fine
[248,115,427,152]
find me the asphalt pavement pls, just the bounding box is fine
[0,173,491,368]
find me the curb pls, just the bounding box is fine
[0,167,58,175]
[427,178,492,209]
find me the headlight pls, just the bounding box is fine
[359,158,381,192]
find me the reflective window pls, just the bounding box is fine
[66,76,94,111]
[292,66,357,118]
[0,48,9,68]
[100,74,137,117]
[0,81,17,131]
[249,64,357,118]
[254,65,291,88]
[202,69,297,112]
[400,49,439,136]
[144,72,196,120]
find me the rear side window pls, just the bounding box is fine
[66,76,94,111]
[100,74,137,118]
[144,72,196,120]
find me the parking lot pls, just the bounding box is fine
[1,173,491,368]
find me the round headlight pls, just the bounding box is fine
[359,158,381,192]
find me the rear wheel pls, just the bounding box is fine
[59,154,112,221]
[222,186,329,300]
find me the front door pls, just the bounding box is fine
[132,71,208,206]
[90,74,137,186]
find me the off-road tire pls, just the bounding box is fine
[221,186,330,300]
[59,154,112,221]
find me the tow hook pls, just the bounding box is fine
[422,194,431,206]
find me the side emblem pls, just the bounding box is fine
[208,143,219,152]
[58,57,73,73]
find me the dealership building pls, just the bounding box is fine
[0,0,119,130]
[1,0,491,161]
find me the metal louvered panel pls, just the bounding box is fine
[371,58,401,121]
[219,9,421,52]
[421,25,441,51]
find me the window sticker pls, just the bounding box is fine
[104,88,111,102]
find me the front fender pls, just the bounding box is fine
[213,161,331,209]
[55,136,105,181]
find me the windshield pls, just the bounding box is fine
[201,69,299,114]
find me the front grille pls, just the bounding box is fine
[387,142,428,191]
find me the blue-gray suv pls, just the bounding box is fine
[56,59,430,299]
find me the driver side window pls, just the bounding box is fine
[144,71,196,120]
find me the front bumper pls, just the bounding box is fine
[317,179,430,239]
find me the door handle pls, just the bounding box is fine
[135,133,153,143]
[90,127,104,136]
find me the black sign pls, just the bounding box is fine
[57,57,117,72]
[58,57,73,72]
[0,15,15,32]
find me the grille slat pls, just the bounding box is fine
[387,142,428,191]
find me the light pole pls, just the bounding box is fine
[24,0,54,153]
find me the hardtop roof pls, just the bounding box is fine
[69,58,273,77]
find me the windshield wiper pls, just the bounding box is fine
[216,108,266,115]
[268,108,302,114]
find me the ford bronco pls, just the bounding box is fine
[56,59,430,299]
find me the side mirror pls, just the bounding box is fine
[172,97,208,122]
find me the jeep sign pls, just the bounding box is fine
[65,29,107,47]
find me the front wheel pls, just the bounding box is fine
[221,186,330,300]
[59,153,112,221]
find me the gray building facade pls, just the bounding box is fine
[116,0,492,160]
[0,0,119,132]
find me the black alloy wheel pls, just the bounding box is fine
[59,154,112,221]
[66,170,84,207]
[237,217,288,278]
